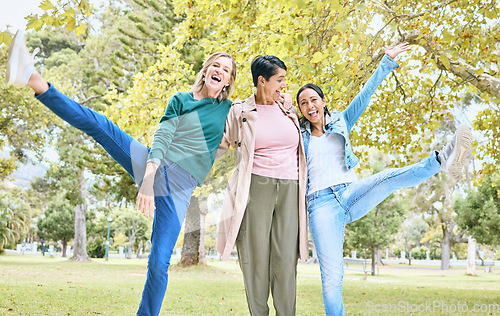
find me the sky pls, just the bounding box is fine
[0,0,107,31]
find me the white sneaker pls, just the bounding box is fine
[6,30,39,85]
[438,124,473,178]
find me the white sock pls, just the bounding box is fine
[23,64,36,85]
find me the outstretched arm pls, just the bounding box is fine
[343,43,410,131]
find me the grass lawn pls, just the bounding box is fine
[0,254,498,315]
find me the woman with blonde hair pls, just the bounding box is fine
[6,30,237,316]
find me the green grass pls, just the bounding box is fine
[0,254,499,315]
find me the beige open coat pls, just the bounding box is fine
[215,93,309,261]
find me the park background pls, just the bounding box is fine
[0,0,499,314]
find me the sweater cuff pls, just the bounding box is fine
[382,54,400,70]
[147,149,164,162]
[146,157,162,167]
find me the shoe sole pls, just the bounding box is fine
[447,125,472,179]
[6,31,21,85]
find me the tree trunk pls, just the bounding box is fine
[408,248,412,266]
[371,246,376,276]
[62,240,67,258]
[198,197,208,265]
[441,226,451,270]
[127,240,134,259]
[476,248,484,265]
[199,212,207,265]
[312,242,318,263]
[467,236,477,276]
[127,230,136,259]
[179,195,200,267]
[137,240,143,259]
[70,203,90,262]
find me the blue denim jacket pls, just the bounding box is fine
[301,54,400,171]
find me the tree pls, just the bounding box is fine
[11,0,499,266]
[6,0,497,179]
[166,0,500,184]
[0,46,53,180]
[0,0,93,45]
[111,207,152,259]
[345,149,405,275]
[347,194,405,275]
[178,150,236,267]
[179,195,201,267]
[37,198,75,257]
[96,1,499,267]
[0,187,30,252]
[455,176,500,246]
[398,217,428,265]
[410,169,468,269]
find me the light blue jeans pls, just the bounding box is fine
[36,85,198,316]
[307,154,441,316]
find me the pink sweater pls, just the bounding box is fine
[252,103,299,180]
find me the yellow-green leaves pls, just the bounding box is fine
[39,0,55,11]
[74,23,87,36]
[14,0,496,184]
[311,51,324,63]
[438,54,451,70]
[0,0,94,44]
[26,15,45,31]
[484,7,497,20]
[0,31,12,46]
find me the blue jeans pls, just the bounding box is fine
[307,154,441,316]
[36,85,198,316]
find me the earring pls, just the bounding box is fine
[202,76,205,82]
[222,86,226,92]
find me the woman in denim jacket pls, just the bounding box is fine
[297,43,472,316]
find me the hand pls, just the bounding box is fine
[137,181,155,217]
[278,92,293,111]
[385,42,410,60]
[136,162,158,217]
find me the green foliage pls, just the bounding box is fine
[0,188,30,250]
[167,0,499,175]
[110,207,152,247]
[411,246,429,260]
[0,46,52,179]
[346,193,405,252]
[87,237,106,258]
[455,176,500,246]
[37,197,75,243]
[345,150,405,253]
[399,216,429,255]
[1,0,495,183]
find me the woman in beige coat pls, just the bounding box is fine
[216,55,308,316]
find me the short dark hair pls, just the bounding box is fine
[296,83,331,128]
[250,55,287,87]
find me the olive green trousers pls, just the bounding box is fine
[236,174,300,316]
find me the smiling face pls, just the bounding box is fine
[259,67,287,103]
[298,88,326,126]
[203,56,234,95]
